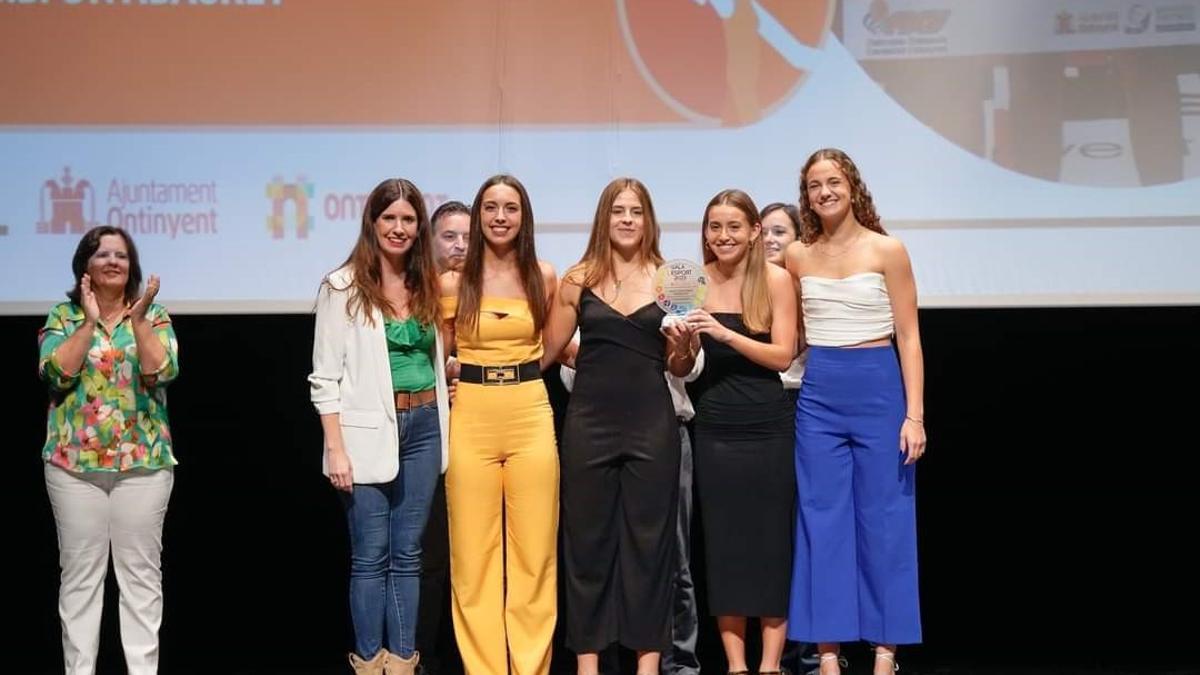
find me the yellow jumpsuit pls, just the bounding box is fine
[440,296,559,675]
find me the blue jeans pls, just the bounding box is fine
[342,402,441,659]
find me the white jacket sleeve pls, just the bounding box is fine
[308,281,348,415]
[684,347,705,383]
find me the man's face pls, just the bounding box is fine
[433,212,470,271]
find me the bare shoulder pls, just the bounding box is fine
[561,262,588,289]
[871,231,906,254]
[871,234,915,281]
[765,260,793,290]
[539,259,558,285]
[556,264,587,306]
[539,261,558,303]
[873,233,910,264]
[439,270,460,297]
[783,240,811,276]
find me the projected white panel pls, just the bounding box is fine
[0,0,1197,313]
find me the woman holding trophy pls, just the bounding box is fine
[684,189,797,675]
[542,177,695,675]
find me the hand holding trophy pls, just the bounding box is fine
[654,258,708,330]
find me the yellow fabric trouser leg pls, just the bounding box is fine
[447,381,559,675]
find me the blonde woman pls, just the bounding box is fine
[542,178,694,675]
[685,189,797,675]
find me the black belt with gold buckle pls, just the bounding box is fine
[458,360,540,386]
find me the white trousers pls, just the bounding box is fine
[44,464,174,675]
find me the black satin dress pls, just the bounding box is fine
[560,288,681,652]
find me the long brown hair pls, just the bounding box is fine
[456,175,547,336]
[333,178,439,327]
[567,177,664,288]
[797,148,885,243]
[701,189,772,334]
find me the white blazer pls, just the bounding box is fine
[308,266,451,482]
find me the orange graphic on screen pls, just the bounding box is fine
[38,167,97,235]
[266,177,314,240]
[0,0,833,126]
[619,0,835,125]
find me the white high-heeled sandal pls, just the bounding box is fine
[875,650,899,672]
[817,653,842,674]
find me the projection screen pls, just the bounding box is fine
[1,0,1197,313]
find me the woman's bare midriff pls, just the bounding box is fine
[843,337,892,349]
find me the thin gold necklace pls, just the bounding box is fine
[610,264,643,299]
[816,229,863,258]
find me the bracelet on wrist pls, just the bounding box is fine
[905,416,924,425]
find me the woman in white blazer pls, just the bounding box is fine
[309,178,451,675]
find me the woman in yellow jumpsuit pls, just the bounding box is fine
[439,174,560,675]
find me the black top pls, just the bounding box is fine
[564,288,677,451]
[691,313,791,426]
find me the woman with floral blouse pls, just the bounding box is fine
[39,225,179,675]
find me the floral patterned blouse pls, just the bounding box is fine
[38,302,180,473]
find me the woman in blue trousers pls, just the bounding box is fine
[784,149,926,675]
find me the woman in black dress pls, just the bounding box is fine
[542,177,696,675]
[685,189,798,675]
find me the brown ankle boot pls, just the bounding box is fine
[348,649,387,675]
[384,650,419,675]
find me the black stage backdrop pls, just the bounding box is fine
[6,307,1198,673]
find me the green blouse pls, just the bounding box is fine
[384,316,436,392]
[38,302,180,473]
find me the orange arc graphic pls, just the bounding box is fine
[0,0,833,127]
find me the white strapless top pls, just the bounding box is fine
[801,272,894,347]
